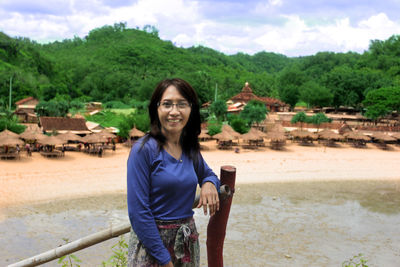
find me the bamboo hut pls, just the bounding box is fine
[343,131,370,148]
[317,129,344,147]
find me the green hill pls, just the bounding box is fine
[1,23,399,115]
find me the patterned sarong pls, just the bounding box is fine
[128,217,200,267]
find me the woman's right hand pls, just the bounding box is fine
[161,261,173,267]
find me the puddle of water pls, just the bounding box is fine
[1,180,400,267]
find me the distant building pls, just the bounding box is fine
[14,97,39,123]
[85,102,102,112]
[228,82,288,112]
[39,117,91,135]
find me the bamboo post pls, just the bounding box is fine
[9,185,231,267]
[207,165,236,267]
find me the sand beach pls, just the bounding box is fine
[1,141,400,214]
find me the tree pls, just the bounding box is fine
[309,113,332,132]
[279,84,299,111]
[0,110,26,133]
[227,114,249,134]
[210,100,227,121]
[299,81,333,108]
[240,100,267,127]
[363,86,400,122]
[35,100,69,117]
[291,111,309,130]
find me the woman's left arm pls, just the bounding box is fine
[195,153,220,216]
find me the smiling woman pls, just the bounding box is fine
[126,78,220,267]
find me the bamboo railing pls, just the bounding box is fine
[9,182,233,267]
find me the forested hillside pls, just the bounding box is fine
[1,23,400,118]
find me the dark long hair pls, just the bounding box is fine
[145,78,201,158]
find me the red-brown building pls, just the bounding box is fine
[229,82,288,112]
[39,117,91,135]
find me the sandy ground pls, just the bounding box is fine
[1,141,400,214]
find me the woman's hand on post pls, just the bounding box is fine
[197,182,220,216]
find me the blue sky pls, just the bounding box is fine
[1,0,399,56]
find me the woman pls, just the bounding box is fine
[127,78,220,267]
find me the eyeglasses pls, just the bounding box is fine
[158,101,191,111]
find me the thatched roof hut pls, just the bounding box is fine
[0,136,24,146]
[241,132,259,142]
[0,129,20,139]
[317,129,344,141]
[213,131,234,142]
[391,132,400,140]
[269,123,286,134]
[81,132,109,143]
[338,123,352,135]
[129,127,145,138]
[290,129,317,140]
[198,129,211,140]
[58,131,83,142]
[221,124,241,138]
[371,132,396,143]
[37,135,64,146]
[343,131,370,141]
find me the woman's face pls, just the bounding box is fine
[157,85,191,138]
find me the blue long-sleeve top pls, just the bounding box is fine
[127,136,220,265]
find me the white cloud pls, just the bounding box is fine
[1,0,400,56]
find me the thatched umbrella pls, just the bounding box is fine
[213,131,234,142]
[97,130,116,139]
[129,127,145,138]
[81,132,109,143]
[0,129,20,139]
[317,129,344,141]
[198,129,211,140]
[0,136,24,146]
[221,124,241,138]
[338,123,352,135]
[290,129,317,140]
[391,132,400,140]
[37,135,64,146]
[241,128,262,141]
[58,131,83,143]
[266,131,287,150]
[269,123,286,134]
[371,132,396,143]
[343,131,370,148]
[20,130,39,141]
[343,131,370,141]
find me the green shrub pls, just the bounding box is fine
[228,114,249,134]
[207,119,222,136]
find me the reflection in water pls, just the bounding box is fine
[1,180,400,266]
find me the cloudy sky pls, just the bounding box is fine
[1,0,400,57]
